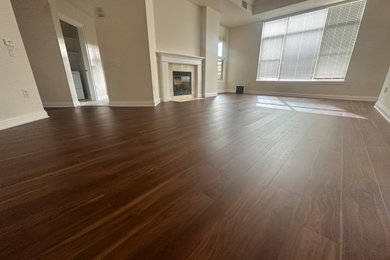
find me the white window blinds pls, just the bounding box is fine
[257,0,366,81]
[257,18,287,80]
[279,9,328,80]
[314,0,366,79]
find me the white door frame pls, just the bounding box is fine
[57,13,98,102]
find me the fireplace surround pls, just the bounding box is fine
[157,52,204,102]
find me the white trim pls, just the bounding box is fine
[97,95,109,101]
[375,102,390,123]
[156,52,205,64]
[50,3,109,105]
[109,101,158,107]
[255,80,348,85]
[205,93,218,98]
[56,12,99,102]
[0,111,49,131]
[224,88,377,102]
[43,101,77,108]
[157,52,205,102]
[217,88,228,94]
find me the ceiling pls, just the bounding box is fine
[187,0,348,27]
[186,0,256,27]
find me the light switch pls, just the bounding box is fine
[3,39,14,46]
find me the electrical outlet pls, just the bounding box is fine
[22,89,29,98]
[385,87,389,94]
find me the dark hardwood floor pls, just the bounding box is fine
[1,94,390,259]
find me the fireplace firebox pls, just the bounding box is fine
[173,71,192,96]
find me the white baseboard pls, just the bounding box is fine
[223,89,377,102]
[375,102,390,123]
[160,94,216,102]
[0,111,49,131]
[154,99,161,106]
[97,95,109,101]
[43,101,76,108]
[109,100,157,107]
[205,92,218,98]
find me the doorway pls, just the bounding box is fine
[60,20,107,105]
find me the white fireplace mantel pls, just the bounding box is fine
[157,52,205,102]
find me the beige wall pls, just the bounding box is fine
[93,0,155,105]
[202,6,220,96]
[11,0,75,107]
[153,0,221,97]
[153,0,202,57]
[254,0,304,13]
[50,0,108,100]
[227,0,390,100]
[0,0,47,130]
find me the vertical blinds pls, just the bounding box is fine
[257,0,366,81]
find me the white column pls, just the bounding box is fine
[159,61,171,102]
[197,64,203,98]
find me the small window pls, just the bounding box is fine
[257,0,366,81]
[218,41,224,80]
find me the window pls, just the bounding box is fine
[218,41,224,80]
[257,0,366,81]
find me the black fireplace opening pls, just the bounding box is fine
[173,71,192,96]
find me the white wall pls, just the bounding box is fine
[11,0,75,107]
[153,0,202,57]
[226,0,390,101]
[50,0,108,101]
[202,6,220,96]
[376,67,390,123]
[145,0,160,104]
[93,0,156,106]
[0,0,48,130]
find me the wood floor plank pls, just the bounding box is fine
[0,94,389,259]
[355,116,390,213]
[342,118,390,259]
[186,187,301,260]
[288,117,343,243]
[277,222,339,260]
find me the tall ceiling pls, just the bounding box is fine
[187,0,348,27]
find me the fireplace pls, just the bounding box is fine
[173,71,192,96]
[157,52,204,102]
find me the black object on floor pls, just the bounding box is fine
[236,86,244,94]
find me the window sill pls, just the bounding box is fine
[255,80,348,85]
